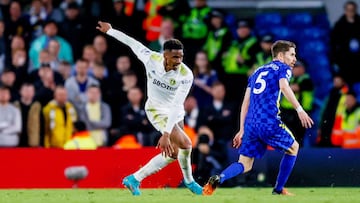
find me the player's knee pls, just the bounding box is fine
[287,141,299,155]
[178,141,192,149]
[239,156,254,173]
[243,163,253,173]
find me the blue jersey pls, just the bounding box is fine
[245,60,292,126]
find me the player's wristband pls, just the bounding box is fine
[296,106,304,113]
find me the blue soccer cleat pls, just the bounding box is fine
[184,181,203,195]
[122,175,141,196]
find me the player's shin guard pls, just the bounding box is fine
[177,148,194,184]
[133,153,175,182]
[274,154,297,193]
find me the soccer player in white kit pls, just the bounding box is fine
[96,21,203,195]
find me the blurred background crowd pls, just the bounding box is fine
[0,0,359,185]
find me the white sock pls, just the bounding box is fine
[133,153,175,182]
[177,148,194,184]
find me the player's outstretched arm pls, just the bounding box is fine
[96,21,152,65]
[279,78,314,128]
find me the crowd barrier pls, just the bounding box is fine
[0,148,182,188]
[1,147,359,188]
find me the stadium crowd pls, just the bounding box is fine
[0,0,360,184]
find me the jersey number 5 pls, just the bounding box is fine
[253,71,269,94]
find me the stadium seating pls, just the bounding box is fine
[297,40,329,59]
[313,13,331,30]
[268,25,296,41]
[298,26,329,42]
[285,12,313,28]
[255,12,283,29]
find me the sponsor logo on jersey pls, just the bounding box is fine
[180,79,192,84]
[153,79,177,91]
[169,78,176,85]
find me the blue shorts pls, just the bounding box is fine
[238,123,295,159]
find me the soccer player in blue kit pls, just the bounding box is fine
[203,40,314,196]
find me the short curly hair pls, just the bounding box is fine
[163,39,183,51]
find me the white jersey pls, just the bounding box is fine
[107,28,193,134]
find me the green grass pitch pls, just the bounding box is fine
[0,188,359,203]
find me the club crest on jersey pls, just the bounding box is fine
[169,78,176,85]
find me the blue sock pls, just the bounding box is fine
[274,154,297,192]
[219,162,244,184]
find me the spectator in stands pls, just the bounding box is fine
[252,34,274,72]
[197,81,237,144]
[183,95,199,147]
[63,120,97,150]
[8,35,26,68]
[179,0,212,65]
[280,61,314,146]
[0,85,22,147]
[3,1,31,47]
[47,39,62,71]
[108,56,136,127]
[318,75,348,147]
[33,62,62,106]
[184,95,199,130]
[93,34,115,71]
[157,0,190,30]
[105,0,144,43]
[202,9,233,78]
[28,0,47,40]
[331,90,360,148]
[29,20,73,70]
[81,45,100,71]
[192,125,223,186]
[112,87,157,146]
[149,18,175,52]
[141,0,169,43]
[43,85,77,148]
[10,48,28,90]
[78,84,111,147]
[191,50,219,107]
[221,19,260,105]
[0,68,19,102]
[0,20,6,73]
[13,83,42,147]
[59,2,92,60]
[64,58,99,111]
[122,70,138,92]
[330,1,360,87]
[57,60,72,81]
[59,0,83,11]
[92,60,110,103]
[42,0,64,23]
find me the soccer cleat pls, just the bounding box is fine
[202,175,220,196]
[184,181,203,195]
[272,188,295,196]
[122,175,141,196]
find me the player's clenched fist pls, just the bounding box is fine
[96,21,112,33]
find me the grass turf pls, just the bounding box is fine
[0,188,359,203]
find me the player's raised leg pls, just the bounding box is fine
[171,124,203,195]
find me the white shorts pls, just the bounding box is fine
[145,100,185,134]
